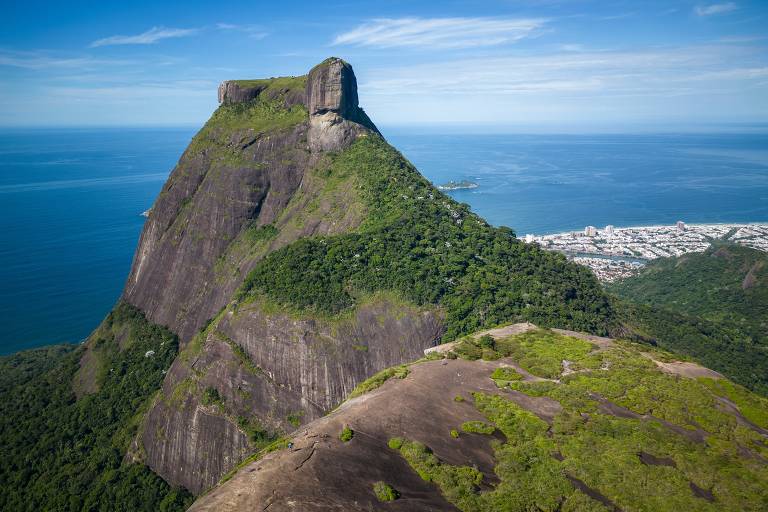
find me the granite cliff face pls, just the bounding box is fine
[123,58,376,344]
[116,58,444,494]
[80,56,614,497]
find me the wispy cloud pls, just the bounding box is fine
[695,3,738,16]
[215,23,268,40]
[0,50,131,69]
[360,45,768,99]
[332,17,546,49]
[90,26,199,48]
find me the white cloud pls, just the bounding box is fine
[0,50,131,69]
[695,3,738,16]
[359,45,768,99]
[332,17,546,49]
[215,23,268,40]
[90,26,199,48]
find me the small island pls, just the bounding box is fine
[436,179,478,191]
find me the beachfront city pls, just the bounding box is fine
[526,222,768,282]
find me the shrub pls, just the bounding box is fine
[388,437,404,450]
[373,481,399,502]
[349,365,409,398]
[454,395,465,402]
[340,426,354,442]
[461,421,495,435]
[478,335,496,349]
[490,367,523,382]
[286,411,303,427]
[201,387,222,406]
[450,429,460,438]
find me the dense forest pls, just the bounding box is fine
[0,303,192,511]
[610,243,767,341]
[240,135,615,340]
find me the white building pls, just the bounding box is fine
[605,225,615,236]
[524,234,534,243]
[584,226,597,237]
[676,220,686,232]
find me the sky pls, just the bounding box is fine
[1,0,767,129]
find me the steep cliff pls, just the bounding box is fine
[123,58,375,344]
[110,57,614,494]
[190,325,768,512]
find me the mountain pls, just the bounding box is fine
[609,243,768,395]
[191,325,768,511]
[1,57,766,511]
[120,57,612,495]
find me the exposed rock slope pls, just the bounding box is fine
[123,59,374,344]
[105,57,613,494]
[191,325,768,512]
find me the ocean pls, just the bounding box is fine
[1,128,767,353]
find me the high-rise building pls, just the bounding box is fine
[584,226,597,237]
[605,225,615,235]
[524,234,534,243]
[676,220,686,231]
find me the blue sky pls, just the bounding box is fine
[2,0,767,129]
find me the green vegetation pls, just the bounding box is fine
[450,429,460,438]
[287,411,303,428]
[349,363,410,398]
[608,244,768,395]
[372,481,400,502]
[460,421,496,435]
[454,329,594,379]
[340,425,354,442]
[477,334,496,349]
[236,416,277,448]
[0,302,192,511]
[490,366,523,383]
[187,76,307,163]
[392,329,768,511]
[610,243,768,341]
[201,386,223,407]
[616,299,768,395]
[454,395,465,402]
[231,75,307,96]
[389,438,484,509]
[238,136,614,341]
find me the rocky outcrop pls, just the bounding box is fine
[141,296,444,494]
[122,59,376,345]
[217,81,265,104]
[122,124,312,343]
[306,58,379,151]
[120,58,438,494]
[218,79,305,108]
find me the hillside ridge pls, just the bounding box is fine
[190,323,768,511]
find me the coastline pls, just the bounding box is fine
[529,221,768,282]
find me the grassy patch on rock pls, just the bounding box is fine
[349,364,409,399]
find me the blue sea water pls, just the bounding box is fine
[1,128,767,354]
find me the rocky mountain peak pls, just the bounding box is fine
[305,57,378,151]
[306,57,359,117]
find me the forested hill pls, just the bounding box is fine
[0,303,192,511]
[610,243,767,340]
[609,242,768,395]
